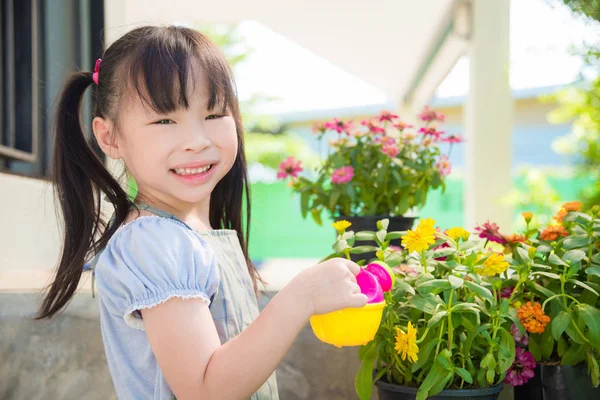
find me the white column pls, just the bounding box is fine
[464,0,513,231]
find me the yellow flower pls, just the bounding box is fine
[401,229,436,253]
[332,220,352,234]
[476,253,509,277]
[446,227,470,241]
[394,322,419,363]
[518,302,551,334]
[417,218,436,236]
[522,212,533,224]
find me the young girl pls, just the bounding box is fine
[36,26,367,399]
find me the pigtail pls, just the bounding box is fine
[36,72,130,319]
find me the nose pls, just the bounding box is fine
[183,123,212,153]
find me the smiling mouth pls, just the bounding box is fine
[170,164,214,176]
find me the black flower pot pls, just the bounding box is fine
[375,378,504,400]
[513,363,600,400]
[334,215,416,263]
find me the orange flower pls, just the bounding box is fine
[522,212,533,223]
[562,201,582,212]
[505,234,527,244]
[539,225,569,241]
[518,302,551,334]
[554,208,567,223]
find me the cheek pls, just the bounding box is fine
[214,119,239,165]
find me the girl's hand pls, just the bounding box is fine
[289,258,368,317]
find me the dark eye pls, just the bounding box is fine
[154,119,175,125]
[206,114,224,120]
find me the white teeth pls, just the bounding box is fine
[174,165,211,175]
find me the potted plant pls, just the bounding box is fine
[276,107,461,238]
[322,218,514,399]
[497,202,600,399]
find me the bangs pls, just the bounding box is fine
[122,27,235,115]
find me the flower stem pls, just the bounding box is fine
[435,319,445,358]
[447,289,454,350]
[542,293,580,311]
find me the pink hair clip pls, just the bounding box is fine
[92,58,102,85]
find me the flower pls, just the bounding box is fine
[311,122,327,135]
[504,234,527,244]
[324,118,353,134]
[382,143,399,157]
[328,137,350,148]
[402,219,437,253]
[539,225,569,241]
[361,119,386,134]
[518,301,551,334]
[476,253,509,276]
[400,131,417,141]
[562,201,582,212]
[394,264,418,277]
[475,221,506,244]
[446,227,470,241]
[378,110,399,122]
[332,220,351,234]
[504,348,536,386]
[419,105,445,122]
[394,322,419,363]
[375,136,396,146]
[511,324,529,346]
[394,121,414,130]
[277,156,303,179]
[501,286,515,299]
[522,212,533,223]
[554,208,568,223]
[436,155,452,177]
[419,126,445,139]
[331,166,354,184]
[442,135,463,144]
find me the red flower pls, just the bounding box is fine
[442,135,463,144]
[277,156,303,179]
[361,119,386,134]
[475,221,506,244]
[419,105,445,122]
[419,126,445,139]
[378,110,399,122]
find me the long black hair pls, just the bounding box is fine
[37,26,257,319]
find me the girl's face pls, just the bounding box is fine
[96,72,238,214]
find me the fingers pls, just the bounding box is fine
[340,259,361,276]
[348,293,368,308]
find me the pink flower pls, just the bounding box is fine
[382,143,399,157]
[375,136,396,146]
[511,324,529,346]
[419,105,445,122]
[378,110,399,122]
[419,126,445,139]
[277,156,303,179]
[331,166,354,184]
[504,348,536,386]
[500,286,514,299]
[394,121,414,131]
[361,119,386,134]
[394,264,418,277]
[436,155,452,177]
[324,118,353,135]
[475,221,506,245]
[442,134,463,144]
[388,245,402,253]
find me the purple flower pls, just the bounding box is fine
[504,348,536,386]
[511,324,529,346]
[475,221,506,245]
[501,286,515,299]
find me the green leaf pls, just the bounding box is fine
[349,246,379,254]
[577,304,600,348]
[529,281,556,299]
[393,280,416,296]
[311,208,323,225]
[537,245,552,253]
[300,190,310,218]
[542,326,555,360]
[376,230,387,245]
[329,191,341,211]
[586,267,600,278]
[464,281,494,303]
[568,279,600,296]
[448,275,464,289]
[411,338,442,372]
[451,303,481,314]
[416,363,447,400]
[529,334,542,361]
[355,231,377,241]
[436,350,453,371]
[557,336,568,357]
[517,247,531,263]
[497,328,516,373]
[563,236,593,250]
[563,249,587,264]
[561,342,587,366]
[333,239,350,254]
[564,212,592,223]
[434,247,456,258]
[455,367,473,384]
[428,311,448,329]
[408,294,443,314]
[386,231,406,240]
[384,251,405,267]
[552,311,573,341]
[417,279,452,295]
[532,271,561,280]
[549,253,568,266]
[355,353,376,400]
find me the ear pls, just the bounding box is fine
[92,117,120,159]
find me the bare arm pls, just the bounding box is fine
[142,258,367,400]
